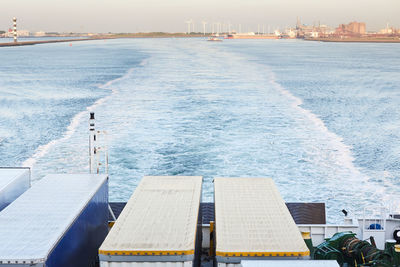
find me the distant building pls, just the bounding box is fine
[6,29,30,37]
[34,31,46,37]
[336,21,366,35]
[305,31,319,38]
[296,18,333,38]
[286,29,297,38]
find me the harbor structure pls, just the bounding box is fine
[335,21,366,36]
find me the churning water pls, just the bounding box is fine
[1,38,400,222]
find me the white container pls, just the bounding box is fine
[99,176,203,266]
[0,167,30,211]
[214,178,309,265]
[0,173,109,267]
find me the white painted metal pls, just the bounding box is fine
[217,264,240,267]
[356,218,400,250]
[100,262,192,267]
[0,168,30,211]
[214,177,309,257]
[89,130,109,174]
[350,206,400,249]
[0,174,108,264]
[297,224,359,247]
[241,260,340,266]
[99,176,202,263]
[202,224,210,248]
[89,112,108,174]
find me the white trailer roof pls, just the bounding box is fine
[99,176,202,258]
[0,168,29,190]
[241,260,339,267]
[214,178,309,258]
[0,174,108,263]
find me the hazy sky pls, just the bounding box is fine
[1,0,399,33]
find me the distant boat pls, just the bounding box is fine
[225,33,280,39]
[207,37,222,42]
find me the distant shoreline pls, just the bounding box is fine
[2,34,400,47]
[0,33,208,47]
[305,37,400,43]
[0,37,115,47]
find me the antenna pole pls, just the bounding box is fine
[89,112,95,173]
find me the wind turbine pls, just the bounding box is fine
[202,21,207,35]
[185,20,192,34]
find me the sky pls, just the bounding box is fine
[1,0,399,33]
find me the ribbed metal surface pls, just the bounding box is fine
[110,202,326,225]
[201,202,214,224]
[286,203,326,224]
[109,202,126,221]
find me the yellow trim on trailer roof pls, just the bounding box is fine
[99,249,194,256]
[216,250,310,257]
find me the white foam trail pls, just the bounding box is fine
[22,65,140,168]
[269,72,361,175]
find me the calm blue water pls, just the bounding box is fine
[1,38,400,222]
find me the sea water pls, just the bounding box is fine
[1,38,399,222]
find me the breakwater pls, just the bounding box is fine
[0,37,113,47]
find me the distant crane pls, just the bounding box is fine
[201,21,207,35]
